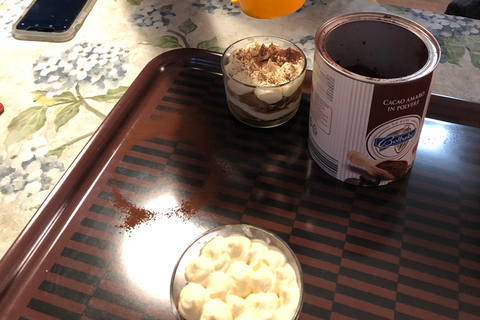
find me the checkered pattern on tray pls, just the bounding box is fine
[16,64,480,320]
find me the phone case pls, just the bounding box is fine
[11,0,98,42]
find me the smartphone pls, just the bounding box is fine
[12,0,97,42]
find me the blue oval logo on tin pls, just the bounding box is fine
[374,128,416,148]
[366,115,421,159]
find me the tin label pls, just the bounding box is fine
[365,74,432,161]
[309,54,434,186]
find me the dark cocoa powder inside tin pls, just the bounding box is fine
[345,65,386,79]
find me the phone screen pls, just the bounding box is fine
[15,0,89,32]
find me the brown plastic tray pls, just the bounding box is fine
[0,49,479,320]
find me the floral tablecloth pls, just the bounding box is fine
[1,0,479,259]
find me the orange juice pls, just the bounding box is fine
[231,0,305,19]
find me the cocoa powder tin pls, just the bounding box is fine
[309,12,440,186]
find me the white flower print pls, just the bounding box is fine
[191,0,242,15]
[0,0,30,37]
[400,7,480,38]
[0,137,65,210]
[34,58,60,77]
[129,0,176,31]
[33,42,129,95]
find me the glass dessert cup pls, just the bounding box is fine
[170,224,304,320]
[221,36,307,128]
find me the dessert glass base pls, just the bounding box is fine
[225,85,303,128]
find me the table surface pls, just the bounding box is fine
[0,0,479,319]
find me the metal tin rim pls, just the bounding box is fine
[315,12,441,84]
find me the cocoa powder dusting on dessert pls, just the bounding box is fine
[279,47,303,64]
[375,160,408,180]
[251,43,302,67]
[229,41,304,86]
[258,44,272,62]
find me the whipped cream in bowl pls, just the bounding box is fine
[221,36,307,128]
[171,224,304,320]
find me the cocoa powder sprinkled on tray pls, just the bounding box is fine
[113,195,207,232]
[111,89,227,232]
[111,180,157,232]
[111,178,204,232]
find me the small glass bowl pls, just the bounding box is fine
[221,36,307,128]
[170,224,304,320]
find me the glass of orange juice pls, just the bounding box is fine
[231,0,305,19]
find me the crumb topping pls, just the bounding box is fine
[225,41,305,86]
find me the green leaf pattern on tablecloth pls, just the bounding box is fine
[437,33,480,67]
[198,37,224,52]
[469,48,480,68]
[178,18,197,35]
[147,17,225,52]
[466,33,480,68]
[382,5,480,69]
[54,104,80,132]
[439,35,466,66]
[5,106,48,147]
[127,0,143,6]
[50,92,80,131]
[45,145,67,158]
[379,4,410,14]
[1,83,127,206]
[87,86,129,103]
[147,35,182,48]
[129,3,225,52]
[51,91,78,104]
[4,85,127,147]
